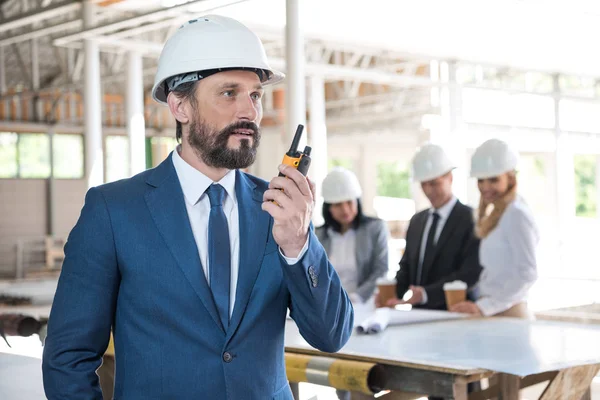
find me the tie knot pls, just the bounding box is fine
[432,212,440,221]
[206,184,226,207]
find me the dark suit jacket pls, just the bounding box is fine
[395,200,482,310]
[42,153,353,400]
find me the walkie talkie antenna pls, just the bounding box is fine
[287,125,304,154]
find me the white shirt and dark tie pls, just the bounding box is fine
[172,147,307,321]
[416,196,458,304]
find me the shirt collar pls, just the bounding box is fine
[172,145,237,206]
[430,196,457,221]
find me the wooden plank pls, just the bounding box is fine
[455,371,495,384]
[498,373,520,400]
[520,371,558,389]
[286,347,487,376]
[580,388,591,400]
[453,382,468,400]
[539,364,600,400]
[382,365,459,398]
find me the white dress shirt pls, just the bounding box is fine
[476,196,539,316]
[418,196,458,304]
[172,147,307,317]
[327,228,358,295]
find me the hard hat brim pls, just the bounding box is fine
[152,68,285,105]
[413,167,455,183]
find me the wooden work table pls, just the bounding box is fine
[1,297,600,400]
[285,314,600,400]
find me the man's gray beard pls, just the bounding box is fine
[187,118,260,170]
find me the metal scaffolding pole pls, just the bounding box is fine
[309,75,328,226]
[83,0,104,188]
[127,51,146,176]
[285,0,306,146]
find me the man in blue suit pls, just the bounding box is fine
[42,15,353,400]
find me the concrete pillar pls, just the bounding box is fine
[31,39,39,90]
[285,0,306,148]
[47,129,56,236]
[83,0,104,188]
[31,38,42,121]
[127,51,146,176]
[308,75,328,226]
[0,46,6,95]
[596,156,600,219]
[359,145,378,216]
[439,61,468,202]
[553,75,575,260]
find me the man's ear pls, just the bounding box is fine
[167,92,190,124]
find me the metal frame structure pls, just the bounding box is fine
[0,0,436,134]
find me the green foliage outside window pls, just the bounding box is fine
[377,162,411,198]
[574,155,597,218]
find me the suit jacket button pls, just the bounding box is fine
[223,352,233,363]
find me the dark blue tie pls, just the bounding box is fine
[417,212,440,286]
[206,184,231,330]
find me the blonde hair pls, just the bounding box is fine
[475,172,517,239]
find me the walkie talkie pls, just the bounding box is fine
[280,124,311,177]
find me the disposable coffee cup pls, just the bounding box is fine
[443,280,467,309]
[376,277,397,308]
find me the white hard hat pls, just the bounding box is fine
[470,139,519,179]
[411,143,456,182]
[322,167,362,204]
[152,15,284,104]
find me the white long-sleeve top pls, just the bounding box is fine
[327,228,358,294]
[476,196,540,316]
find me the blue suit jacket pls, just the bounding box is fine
[42,154,354,400]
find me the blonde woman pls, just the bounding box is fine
[451,139,539,319]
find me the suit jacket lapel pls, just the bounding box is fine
[226,171,271,342]
[421,201,461,284]
[144,153,224,333]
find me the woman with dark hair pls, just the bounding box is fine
[316,167,389,306]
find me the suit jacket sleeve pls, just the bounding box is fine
[422,211,482,308]
[42,187,119,400]
[281,228,354,353]
[356,219,389,301]
[395,215,417,299]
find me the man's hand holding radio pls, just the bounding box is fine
[262,164,316,258]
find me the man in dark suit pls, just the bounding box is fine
[380,144,481,310]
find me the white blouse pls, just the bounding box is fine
[476,196,540,316]
[327,228,358,295]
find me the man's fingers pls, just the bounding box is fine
[450,302,466,313]
[263,189,293,209]
[278,164,312,199]
[261,200,285,219]
[386,298,402,306]
[307,177,316,201]
[268,177,301,200]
